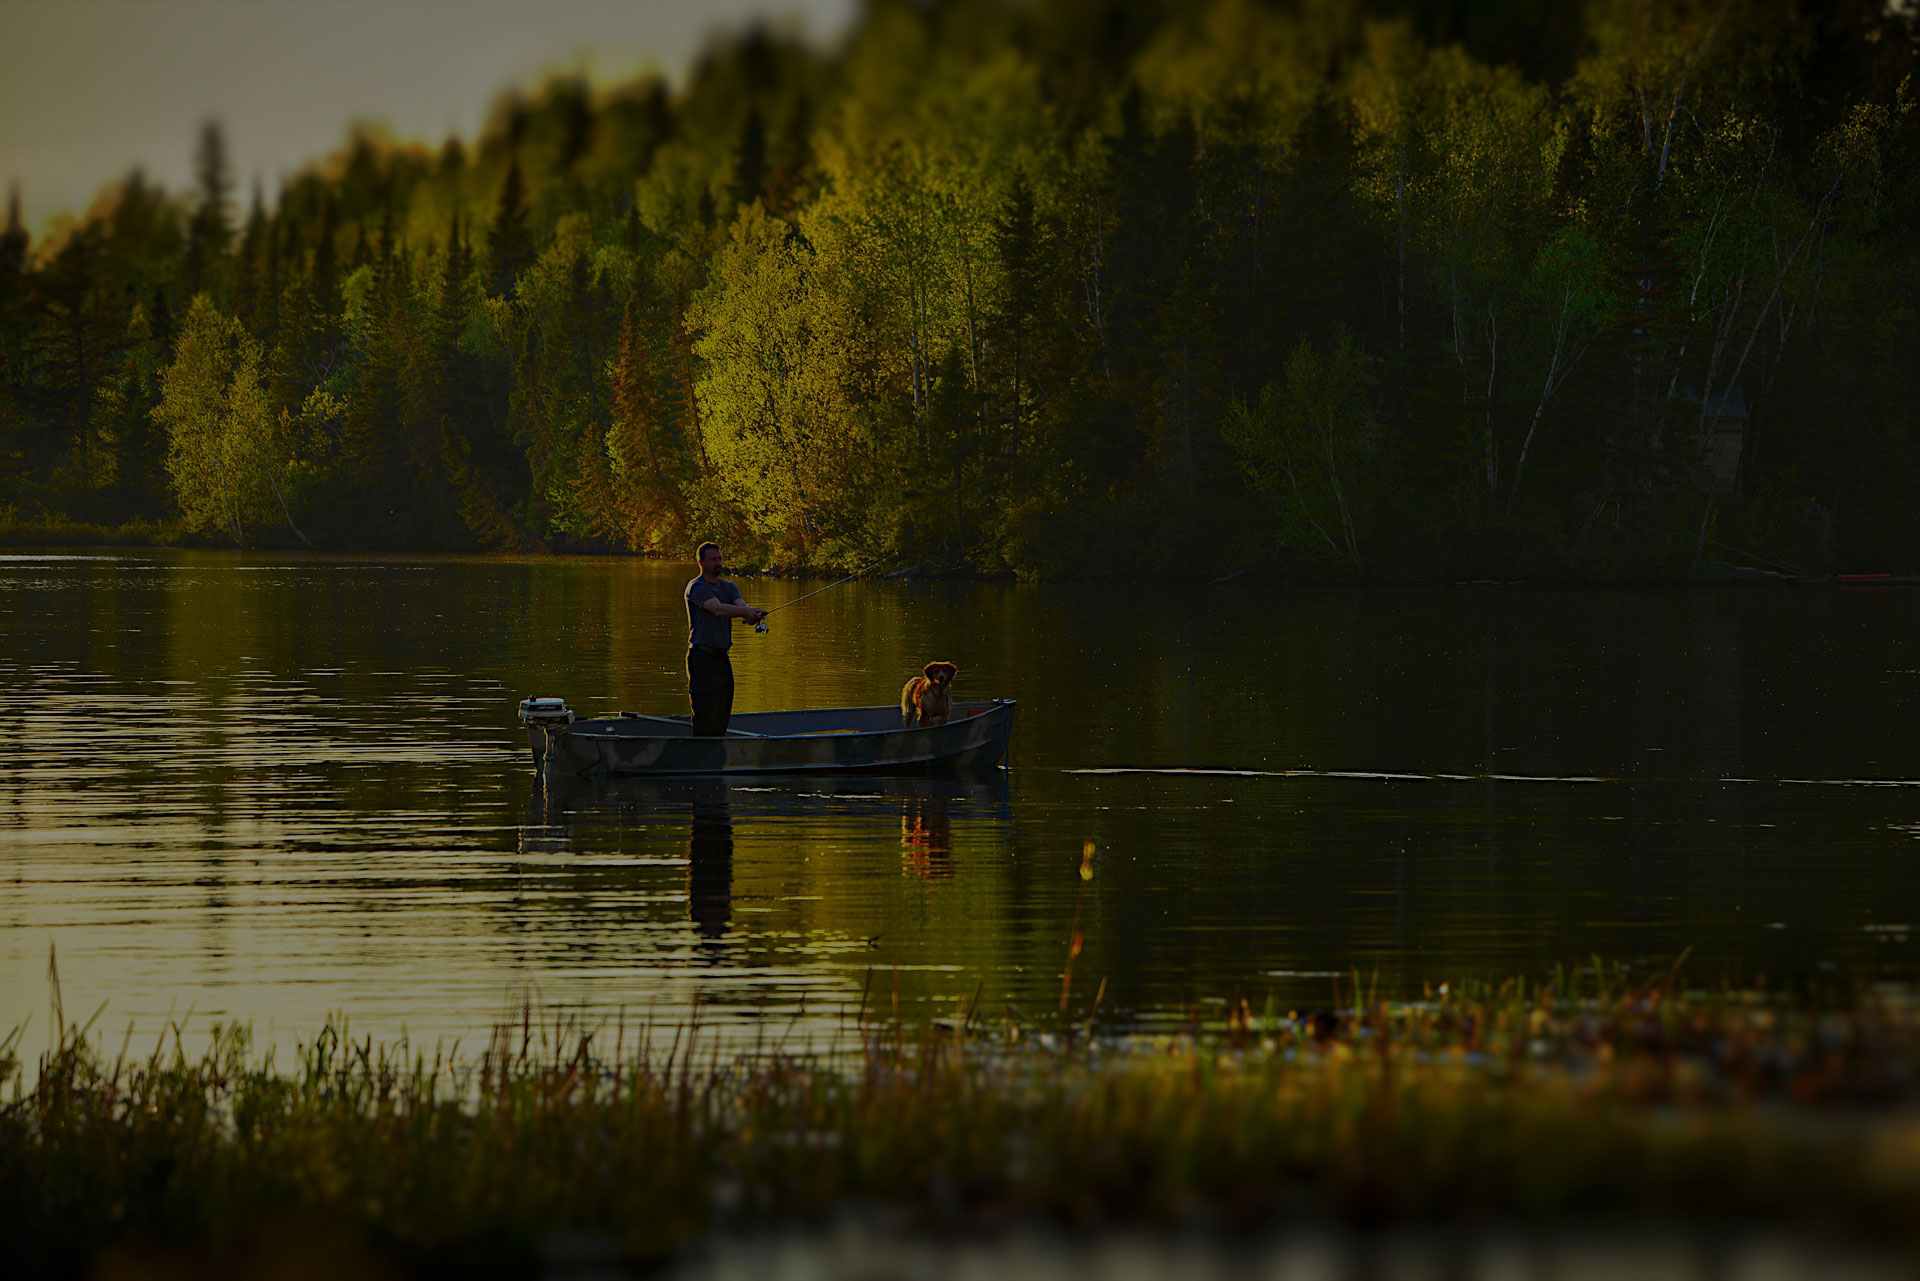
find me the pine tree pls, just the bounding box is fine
[311,192,340,320]
[148,286,175,363]
[387,228,466,546]
[993,174,1045,467]
[267,193,342,424]
[433,213,470,355]
[764,97,814,214]
[182,121,234,301]
[233,182,270,334]
[606,291,686,547]
[0,186,31,486]
[100,300,168,516]
[33,226,121,506]
[0,5,1914,572]
[640,79,676,164]
[557,80,594,173]
[437,215,528,549]
[337,263,406,538]
[0,186,27,308]
[488,160,534,297]
[733,107,767,209]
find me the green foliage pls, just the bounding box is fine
[603,293,692,549]
[1,0,1916,574]
[689,202,841,547]
[5,968,1919,1274]
[150,295,305,544]
[1227,332,1376,571]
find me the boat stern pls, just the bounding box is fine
[518,696,574,771]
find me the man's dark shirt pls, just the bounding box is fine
[685,575,743,649]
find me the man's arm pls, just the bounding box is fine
[700,596,766,623]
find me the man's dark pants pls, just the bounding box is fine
[687,645,734,737]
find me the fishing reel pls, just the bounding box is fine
[753,620,770,634]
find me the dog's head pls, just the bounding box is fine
[922,661,958,688]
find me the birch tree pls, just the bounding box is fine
[152,293,310,544]
[1225,331,1374,571]
[689,202,852,548]
[1507,227,1615,513]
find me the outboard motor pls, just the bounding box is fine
[518,696,573,727]
[518,696,573,770]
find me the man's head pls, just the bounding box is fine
[696,542,723,578]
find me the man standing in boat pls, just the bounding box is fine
[685,541,767,737]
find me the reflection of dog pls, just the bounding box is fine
[901,661,958,727]
[901,794,953,879]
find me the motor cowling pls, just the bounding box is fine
[518,696,574,727]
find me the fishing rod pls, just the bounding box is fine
[752,561,889,632]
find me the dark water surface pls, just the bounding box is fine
[3,551,1917,1062]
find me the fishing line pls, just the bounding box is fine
[1067,767,1608,784]
[751,560,890,632]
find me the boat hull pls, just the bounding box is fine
[527,700,1016,777]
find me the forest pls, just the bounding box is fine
[1,0,1915,578]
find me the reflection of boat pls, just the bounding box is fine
[529,772,1014,923]
[534,769,1012,824]
[525,775,740,937]
[521,700,1017,778]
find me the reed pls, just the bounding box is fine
[4,963,1918,1277]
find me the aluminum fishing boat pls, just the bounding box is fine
[518,697,1016,777]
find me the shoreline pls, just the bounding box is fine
[8,968,1919,1275]
[4,533,1915,589]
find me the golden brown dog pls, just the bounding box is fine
[900,661,958,728]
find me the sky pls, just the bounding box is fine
[0,0,855,239]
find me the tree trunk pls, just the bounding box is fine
[264,464,315,548]
[1395,145,1408,353]
[1507,281,1582,516]
[1482,302,1499,506]
[1703,172,1843,447]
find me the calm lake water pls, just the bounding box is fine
[3,550,1917,1063]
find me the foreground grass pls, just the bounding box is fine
[4,966,1919,1277]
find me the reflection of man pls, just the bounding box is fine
[687,783,734,938]
[684,541,766,737]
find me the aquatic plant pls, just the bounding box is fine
[3,963,1917,1277]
